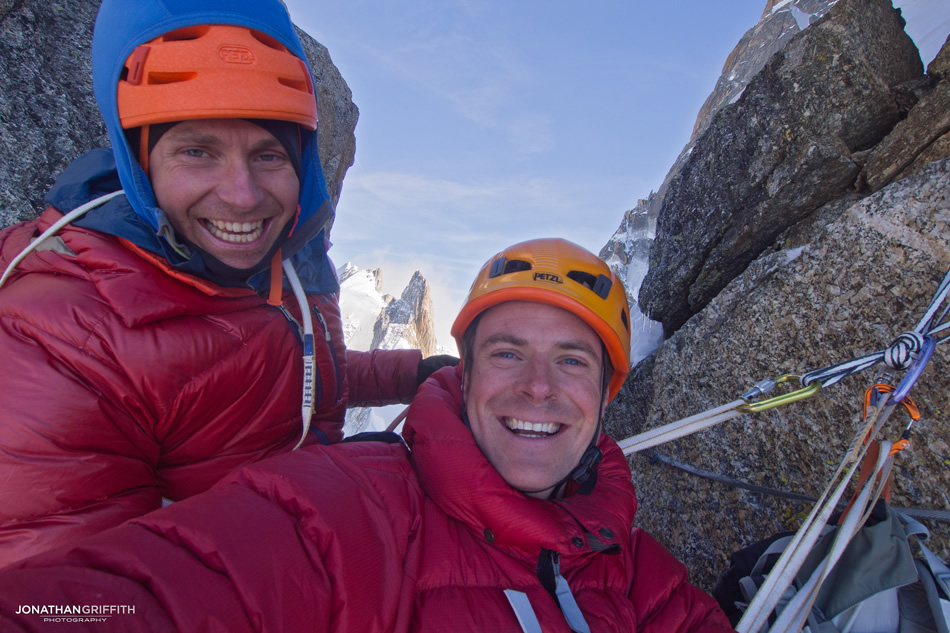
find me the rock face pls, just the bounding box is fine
[607,159,949,592]
[858,40,950,192]
[692,0,838,141]
[603,0,950,592]
[338,264,439,436]
[639,0,923,337]
[372,271,438,358]
[0,0,357,229]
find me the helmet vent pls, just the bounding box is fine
[489,257,533,278]
[278,77,310,93]
[620,307,629,332]
[161,25,210,42]
[249,30,287,52]
[567,271,612,300]
[488,257,506,278]
[503,259,532,275]
[147,72,197,85]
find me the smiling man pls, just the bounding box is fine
[0,239,734,633]
[462,300,608,498]
[0,0,452,568]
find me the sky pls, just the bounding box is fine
[283,0,949,353]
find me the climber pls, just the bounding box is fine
[0,238,734,633]
[0,0,455,567]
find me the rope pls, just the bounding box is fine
[0,190,125,290]
[802,267,950,388]
[617,400,747,455]
[643,449,950,522]
[282,259,315,450]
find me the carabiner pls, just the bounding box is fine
[863,384,920,421]
[738,374,822,413]
[863,384,920,456]
[892,335,936,402]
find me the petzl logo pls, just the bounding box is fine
[218,45,255,64]
[533,272,563,284]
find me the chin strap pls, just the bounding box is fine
[546,443,603,500]
[568,445,603,492]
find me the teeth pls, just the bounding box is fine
[205,219,264,243]
[505,418,560,436]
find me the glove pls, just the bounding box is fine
[416,354,460,386]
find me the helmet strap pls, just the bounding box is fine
[139,124,150,173]
[266,249,283,307]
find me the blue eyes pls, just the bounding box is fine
[490,351,587,367]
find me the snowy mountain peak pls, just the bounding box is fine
[371,270,437,357]
[337,262,440,435]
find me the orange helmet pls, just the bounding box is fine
[452,238,631,400]
[117,24,317,130]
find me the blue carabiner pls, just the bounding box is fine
[892,335,936,402]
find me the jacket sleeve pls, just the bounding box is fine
[628,529,737,633]
[0,442,422,633]
[346,348,423,407]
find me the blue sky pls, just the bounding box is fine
[283,0,948,351]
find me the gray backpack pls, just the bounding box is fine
[714,502,950,632]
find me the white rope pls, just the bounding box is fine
[282,259,315,450]
[915,267,950,334]
[0,190,125,290]
[617,399,747,455]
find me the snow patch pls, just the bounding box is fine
[770,0,794,14]
[784,246,805,265]
[789,5,813,30]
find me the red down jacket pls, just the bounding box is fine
[0,208,421,568]
[0,365,734,632]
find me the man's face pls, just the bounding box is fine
[148,119,300,270]
[465,301,606,499]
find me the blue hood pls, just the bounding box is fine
[78,0,338,293]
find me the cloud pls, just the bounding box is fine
[348,21,555,156]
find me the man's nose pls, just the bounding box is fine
[515,356,557,401]
[216,160,264,210]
